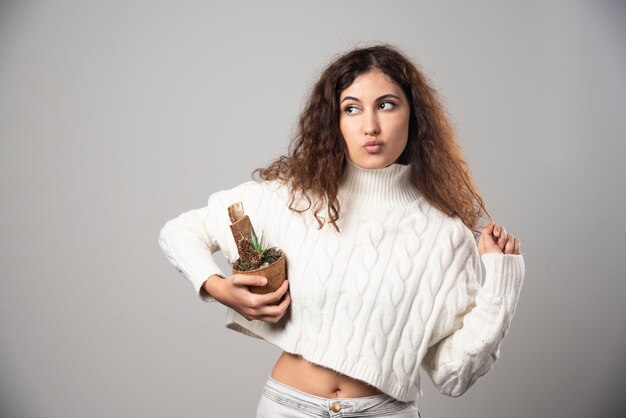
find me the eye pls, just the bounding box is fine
[379,101,397,110]
[343,105,361,115]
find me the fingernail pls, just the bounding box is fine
[261,278,267,285]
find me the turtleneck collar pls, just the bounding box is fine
[339,158,421,212]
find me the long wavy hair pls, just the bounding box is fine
[251,43,491,237]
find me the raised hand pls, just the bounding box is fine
[478,219,521,256]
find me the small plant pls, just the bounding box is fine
[250,230,265,257]
[232,229,283,271]
[228,201,287,294]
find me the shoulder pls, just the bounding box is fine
[208,179,258,205]
[428,209,478,260]
[417,197,476,250]
[206,178,290,217]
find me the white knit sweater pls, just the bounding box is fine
[158,158,525,402]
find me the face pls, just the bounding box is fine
[338,69,410,169]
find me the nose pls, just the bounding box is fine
[364,111,380,136]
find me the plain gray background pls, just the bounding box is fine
[1,0,625,417]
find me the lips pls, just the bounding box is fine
[363,140,383,154]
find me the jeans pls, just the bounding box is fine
[256,375,421,417]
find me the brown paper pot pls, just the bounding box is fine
[232,251,287,294]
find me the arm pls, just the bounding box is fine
[157,180,263,302]
[158,205,227,302]
[200,274,228,301]
[421,225,525,397]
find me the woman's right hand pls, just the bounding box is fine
[207,274,291,324]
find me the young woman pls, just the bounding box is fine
[159,44,525,418]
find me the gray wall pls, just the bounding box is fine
[1,0,625,417]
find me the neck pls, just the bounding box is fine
[339,158,421,213]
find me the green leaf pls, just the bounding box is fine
[249,230,265,254]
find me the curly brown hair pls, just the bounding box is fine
[251,43,492,237]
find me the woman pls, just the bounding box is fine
[159,44,525,417]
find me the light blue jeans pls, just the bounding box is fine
[256,375,421,417]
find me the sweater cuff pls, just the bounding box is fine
[479,253,525,301]
[191,265,228,303]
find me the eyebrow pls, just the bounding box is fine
[340,94,401,104]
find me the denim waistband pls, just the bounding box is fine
[263,375,417,416]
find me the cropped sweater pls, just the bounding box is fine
[158,158,525,402]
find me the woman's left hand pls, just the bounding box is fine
[478,219,521,256]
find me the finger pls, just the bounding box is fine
[493,223,500,238]
[258,279,289,306]
[275,290,291,314]
[233,274,268,287]
[259,291,291,321]
[497,225,508,249]
[273,281,291,307]
[483,220,496,237]
[257,315,279,323]
[504,233,515,254]
[514,237,521,255]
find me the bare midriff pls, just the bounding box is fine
[270,351,384,399]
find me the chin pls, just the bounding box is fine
[347,154,396,169]
[368,157,395,169]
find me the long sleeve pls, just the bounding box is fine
[158,205,227,302]
[421,225,525,397]
[158,180,265,302]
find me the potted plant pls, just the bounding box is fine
[228,202,287,294]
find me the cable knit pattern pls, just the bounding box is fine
[158,158,525,402]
